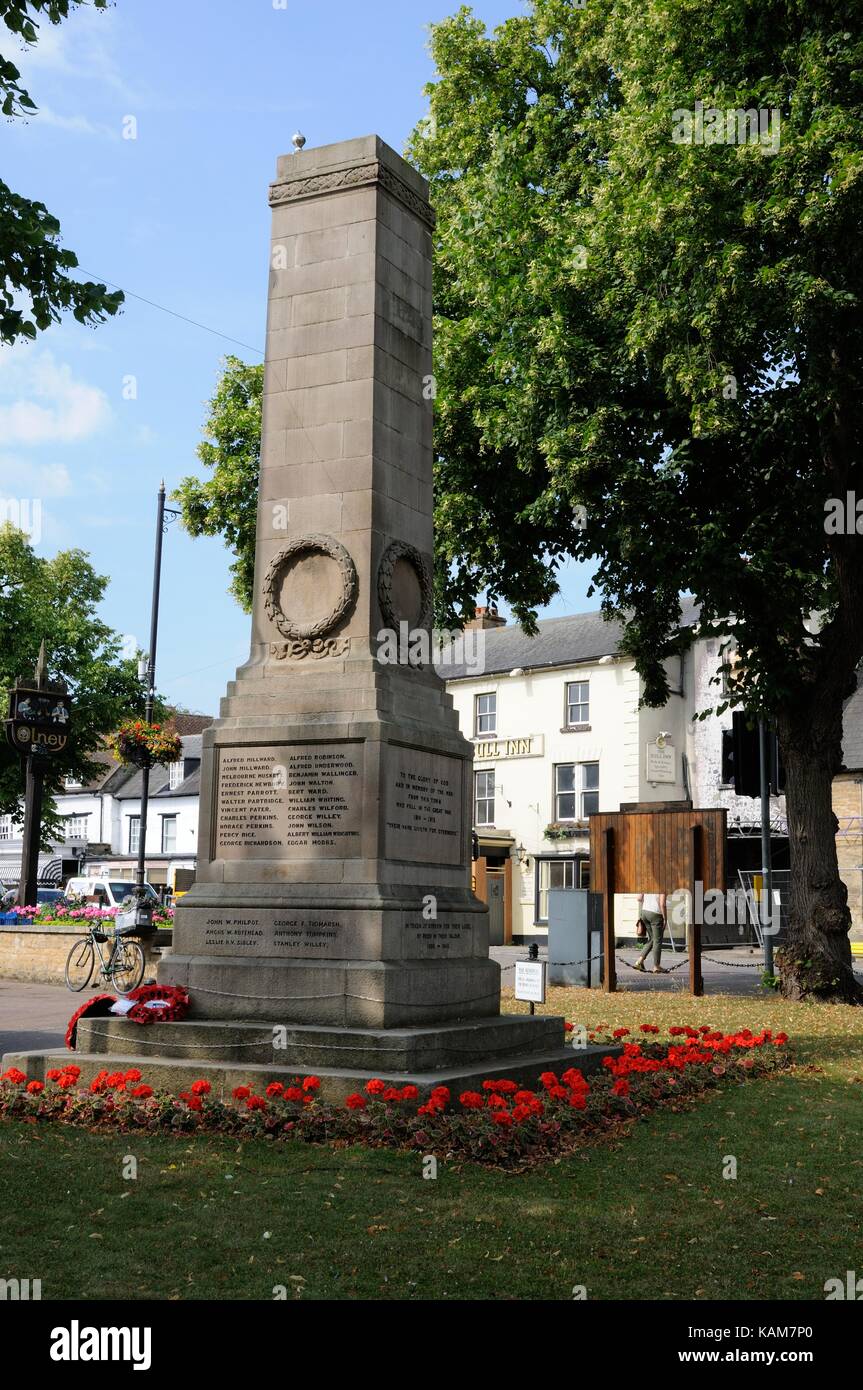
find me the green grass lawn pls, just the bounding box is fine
[2,987,862,1301]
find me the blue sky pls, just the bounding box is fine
[1,0,596,716]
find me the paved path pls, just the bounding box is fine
[1,979,72,1056]
[492,944,770,996]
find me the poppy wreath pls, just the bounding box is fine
[65,994,117,1050]
[125,983,190,1025]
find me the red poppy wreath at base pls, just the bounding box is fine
[65,984,190,1050]
[65,995,117,1051]
[125,983,190,1026]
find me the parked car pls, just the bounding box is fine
[63,877,158,910]
[0,886,65,910]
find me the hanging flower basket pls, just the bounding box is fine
[107,720,182,769]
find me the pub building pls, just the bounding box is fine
[439,602,797,947]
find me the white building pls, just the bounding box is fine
[0,728,207,895]
[440,605,788,944]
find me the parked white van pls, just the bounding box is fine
[64,877,158,910]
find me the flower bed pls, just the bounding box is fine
[0,1024,790,1170]
[2,902,174,928]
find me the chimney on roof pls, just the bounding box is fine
[465,605,507,631]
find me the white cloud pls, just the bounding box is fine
[27,104,119,140]
[0,347,111,445]
[0,452,73,498]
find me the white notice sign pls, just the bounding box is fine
[514,960,547,1004]
[646,743,676,784]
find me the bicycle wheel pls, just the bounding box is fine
[65,938,95,992]
[110,939,145,995]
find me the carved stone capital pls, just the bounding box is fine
[269,160,435,229]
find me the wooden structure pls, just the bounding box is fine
[589,808,727,995]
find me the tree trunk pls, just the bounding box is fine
[777,698,862,1003]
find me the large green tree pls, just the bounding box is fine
[174,1,863,1002]
[0,524,150,843]
[405,0,863,1002]
[1,0,123,343]
[174,355,263,613]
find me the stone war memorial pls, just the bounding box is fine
[7,137,609,1095]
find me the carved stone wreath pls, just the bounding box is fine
[377,540,434,633]
[263,534,358,641]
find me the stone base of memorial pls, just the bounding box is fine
[2,1015,613,1103]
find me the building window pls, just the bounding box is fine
[64,775,80,790]
[474,770,495,826]
[565,680,589,727]
[535,855,592,921]
[536,857,576,922]
[168,760,184,790]
[554,762,600,820]
[721,728,734,786]
[0,815,13,841]
[161,816,178,853]
[128,817,140,854]
[474,692,497,736]
[64,815,89,842]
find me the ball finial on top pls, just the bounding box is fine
[292,131,306,152]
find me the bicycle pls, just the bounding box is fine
[64,916,146,995]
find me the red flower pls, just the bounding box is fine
[266,1082,285,1098]
[284,1087,304,1102]
[191,1079,211,1096]
[539,1071,559,1090]
[612,1028,630,1039]
[400,1084,418,1101]
[131,1085,153,1098]
[125,1069,143,1083]
[245,1095,267,1111]
[612,1079,630,1097]
[491,1111,513,1127]
[459,1091,484,1110]
[186,1096,203,1112]
[382,1087,402,1102]
[46,1068,62,1081]
[430,1085,450,1104]
[232,1085,251,1100]
[564,1022,574,1033]
[2,1068,26,1085]
[345,1093,367,1110]
[56,1074,76,1090]
[561,1067,588,1089]
[365,1078,386,1096]
[486,1093,508,1110]
[568,1091,587,1110]
[481,1079,518,1094]
[26,1080,44,1094]
[302,1076,321,1092]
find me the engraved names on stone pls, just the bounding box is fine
[215,743,363,859]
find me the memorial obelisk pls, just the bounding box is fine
[5,137,582,1092]
[159,135,503,1027]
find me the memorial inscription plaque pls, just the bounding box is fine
[215,742,363,859]
[383,745,463,865]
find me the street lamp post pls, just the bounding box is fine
[135,482,178,900]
